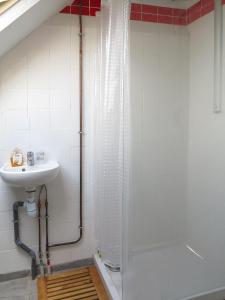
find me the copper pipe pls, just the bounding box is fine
[79,0,83,240]
[48,2,83,248]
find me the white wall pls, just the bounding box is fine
[187,9,225,265]
[0,14,97,274]
[0,2,224,278]
[130,21,189,251]
[129,6,225,269]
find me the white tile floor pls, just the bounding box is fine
[0,277,37,300]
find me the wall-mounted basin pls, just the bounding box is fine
[0,160,59,188]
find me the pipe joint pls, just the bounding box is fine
[15,239,22,247]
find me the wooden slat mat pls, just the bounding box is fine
[38,266,109,300]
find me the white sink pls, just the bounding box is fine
[0,161,60,188]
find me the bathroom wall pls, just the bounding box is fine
[129,1,225,262]
[0,0,223,275]
[0,14,97,274]
[128,0,225,255]
[187,8,225,264]
[130,21,189,251]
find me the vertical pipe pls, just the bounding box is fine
[79,0,83,241]
[45,191,51,274]
[213,0,223,113]
[48,3,83,248]
[38,197,44,276]
[13,201,37,280]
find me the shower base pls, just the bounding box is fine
[125,244,225,300]
[95,244,225,300]
[94,254,121,300]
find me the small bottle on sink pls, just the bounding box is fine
[27,151,35,166]
[10,148,24,167]
[35,151,45,164]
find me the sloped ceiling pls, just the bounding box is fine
[0,0,72,58]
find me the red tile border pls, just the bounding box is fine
[130,12,142,21]
[131,3,141,13]
[173,17,187,26]
[60,0,223,26]
[158,15,173,25]
[158,6,173,16]
[201,3,214,16]
[72,0,89,6]
[70,5,80,15]
[90,0,101,8]
[131,3,188,26]
[142,4,157,14]
[173,8,186,18]
[90,7,100,16]
[142,13,157,23]
[202,0,214,6]
[60,6,71,14]
[71,5,89,15]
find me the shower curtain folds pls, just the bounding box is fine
[94,0,130,273]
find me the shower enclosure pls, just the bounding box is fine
[95,0,225,299]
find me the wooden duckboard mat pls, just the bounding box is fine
[37,266,109,300]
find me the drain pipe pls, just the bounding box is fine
[13,201,37,280]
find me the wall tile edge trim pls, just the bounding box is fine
[60,0,223,26]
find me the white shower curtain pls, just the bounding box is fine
[94,0,130,268]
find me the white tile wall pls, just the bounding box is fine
[0,14,97,273]
[187,10,225,261]
[129,21,189,251]
[128,11,225,291]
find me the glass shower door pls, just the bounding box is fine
[123,0,225,299]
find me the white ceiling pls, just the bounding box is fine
[0,0,72,58]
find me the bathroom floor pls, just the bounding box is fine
[38,266,109,300]
[0,277,37,300]
[0,266,108,300]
